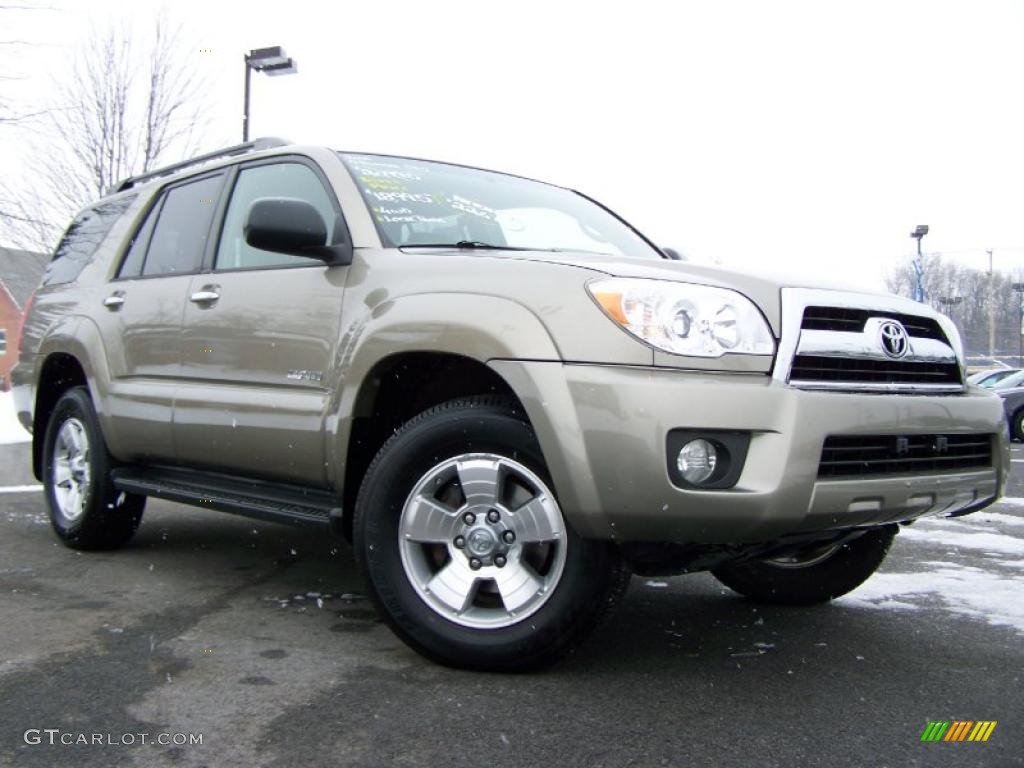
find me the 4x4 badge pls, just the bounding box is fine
[879,320,909,359]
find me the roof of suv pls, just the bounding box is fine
[110,137,292,195]
[108,138,567,205]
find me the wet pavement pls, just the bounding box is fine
[0,440,1021,768]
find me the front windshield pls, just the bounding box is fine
[340,153,661,259]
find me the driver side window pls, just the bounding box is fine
[216,162,338,271]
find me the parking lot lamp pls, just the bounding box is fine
[910,225,929,303]
[243,46,297,141]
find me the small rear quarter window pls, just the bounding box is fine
[43,195,136,286]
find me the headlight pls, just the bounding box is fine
[588,278,775,358]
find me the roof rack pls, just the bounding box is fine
[110,137,290,194]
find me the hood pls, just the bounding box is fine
[398,246,908,337]
[490,250,895,335]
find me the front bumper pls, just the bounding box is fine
[491,361,1009,544]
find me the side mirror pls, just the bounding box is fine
[662,247,683,261]
[244,197,352,264]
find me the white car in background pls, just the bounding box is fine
[969,368,1022,388]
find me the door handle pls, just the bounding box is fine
[189,290,220,304]
[103,292,126,309]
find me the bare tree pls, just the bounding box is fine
[0,2,55,244]
[1,14,207,250]
[0,2,55,126]
[887,254,1024,358]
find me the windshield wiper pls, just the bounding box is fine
[400,240,536,251]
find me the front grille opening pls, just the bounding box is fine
[801,306,946,341]
[818,434,993,478]
[790,355,963,385]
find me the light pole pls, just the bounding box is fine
[243,46,297,142]
[909,225,929,303]
[1013,283,1024,367]
[986,248,995,357]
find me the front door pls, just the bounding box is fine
[175,158,348,487]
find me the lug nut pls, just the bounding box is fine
[502,530,516,544]
[494,555,507,568]
[453,535,465,549]
[487,509,500,523]
[469,557,482,570]
[463,512,476,525]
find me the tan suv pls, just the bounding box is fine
[11,139,1009,669]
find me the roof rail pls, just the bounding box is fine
[109,137,291,194]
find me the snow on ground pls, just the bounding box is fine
[842,564,1024,634]
[896,525,1024,556]
[0,391,30,445]
[963,510,1024,527]
[840,503,1024,633]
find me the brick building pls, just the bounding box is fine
[0,247,49,390]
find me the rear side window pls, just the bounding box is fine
[0,328,6,355]
[44,196,136,286]
[142,174,224,277]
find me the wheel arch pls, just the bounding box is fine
[327,292,564,539]
[29,315,117,480]
[336,350,534,540]
[31,352,91,480]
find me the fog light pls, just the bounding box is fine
[677,439,718,484]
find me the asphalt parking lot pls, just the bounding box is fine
[0,440,1021,768]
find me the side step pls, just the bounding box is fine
[111,466,342,532]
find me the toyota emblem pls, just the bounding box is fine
[879,320,909,359]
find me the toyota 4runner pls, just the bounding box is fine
[11,139,1009,669]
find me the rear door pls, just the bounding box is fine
[175,157,349,486]
[97,172,226,462]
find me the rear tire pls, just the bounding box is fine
[711,526,896,605]
[42,387,145,550]
[354,396,629,671]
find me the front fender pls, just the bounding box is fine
[325,292,561,486]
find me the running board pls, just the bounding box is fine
[111,466,342,532]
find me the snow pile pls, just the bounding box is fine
[841,503,1024,633]
[0,391,30,445]
[841,564,1024,633]
[897,525,1024,556]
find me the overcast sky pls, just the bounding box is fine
[2,0,1022,291]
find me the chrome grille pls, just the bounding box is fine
[801,306,946,341]
[775,288,965,394]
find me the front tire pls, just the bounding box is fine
[42,387,145,550]
[354,396,629,671]
[711,526,896,605]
